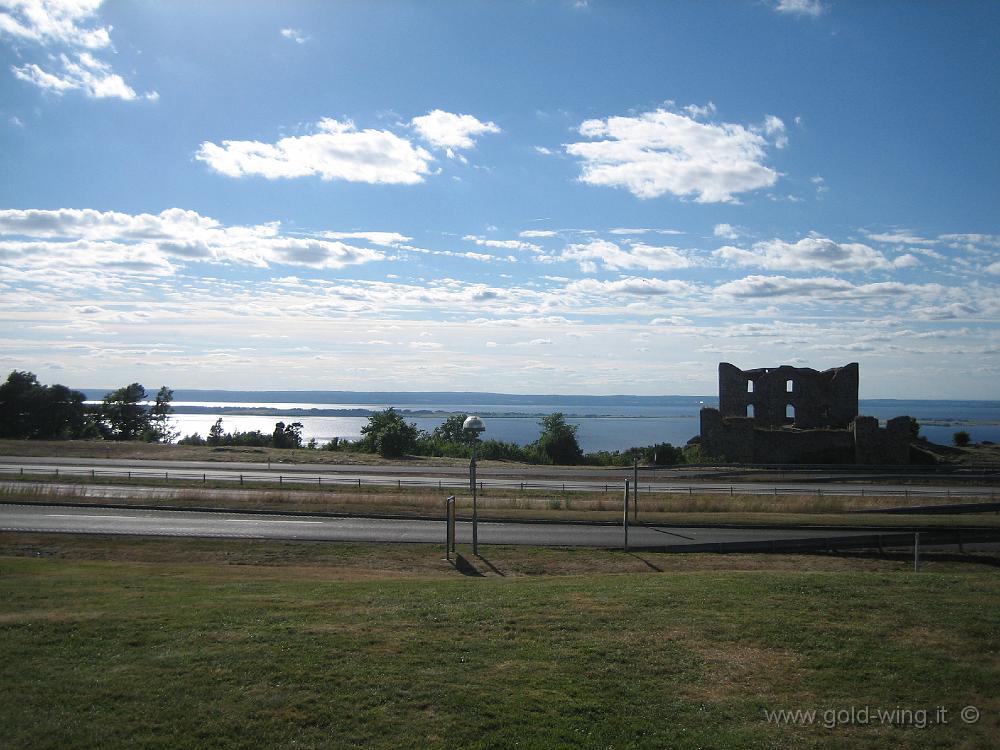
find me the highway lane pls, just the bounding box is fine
[2,458,998,499]
[0,503,885,549]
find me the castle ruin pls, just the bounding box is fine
[698,362,912,464]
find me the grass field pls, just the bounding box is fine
[1,533,998,749]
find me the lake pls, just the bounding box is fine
[151,395,1000,452]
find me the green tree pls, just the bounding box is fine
[0,371,89,439]
[953,430,971,447]
[432,413,474,443]
[533,412,583,465]
[100,383,149,441]
[272,421,304,449]
[208,418,225,446]
[361,408,419,458]
[144,386,177,443]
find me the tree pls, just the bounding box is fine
[361,408,419,458]
[144,386,177,443]
[433,413,474,443]
[100,383,148,441]
[0,371,89,439]
[533,412,583,465]
[272,421,304,449]
[953,430,971,447]
[208,418,225,446]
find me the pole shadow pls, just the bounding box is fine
[626,552,663,572]
[476,554,506,577]
[451,553,484,577]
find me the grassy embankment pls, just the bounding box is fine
[3,479,1000,530]
[1,533,998,749]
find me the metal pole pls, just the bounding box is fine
[633,458,639,521]
[623,478,630,551]
[472,440,479,556]
[914,532,920,572]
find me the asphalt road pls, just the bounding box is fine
[2,458,998,498]
[0,502,901,550]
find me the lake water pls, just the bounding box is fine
[160,397,1000,452]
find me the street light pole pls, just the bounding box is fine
[462,415,486,556]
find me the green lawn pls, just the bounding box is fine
[1,538,997,749]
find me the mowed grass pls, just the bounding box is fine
[1,535,998,749]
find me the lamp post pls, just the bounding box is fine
[463,415,486,555]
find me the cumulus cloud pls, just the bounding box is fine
[715,275,925,300]
[0,207,385,273]
[0,0,110,48]
[561,239,692,273]
[463,235,541,253]
[2,0,155,101]
[196,119,434,184]
[713,223,740,240]
[566,277,693,297]
[773,0,826,17]
[320,231,411,246]
[12,51,154,100]
[714,236,912,272]
[564,106,785,202]
[280,28,308,44]
[410,109,500,154]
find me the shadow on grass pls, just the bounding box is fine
[826,549,1000,569]
[451,553,484,577]
[476,554,506,577]
[626,552,663,572]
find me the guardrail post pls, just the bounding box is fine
[240,474,243,485]
[92,469,95,479]
[203,473,206,483]
[913,532,920,572]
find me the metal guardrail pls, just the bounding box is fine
[0,465,998,501]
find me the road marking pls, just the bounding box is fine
[46,514,139,519]
[225,519,324,524]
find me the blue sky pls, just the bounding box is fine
[1,0,998,398]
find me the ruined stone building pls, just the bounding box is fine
[699,362,912,464]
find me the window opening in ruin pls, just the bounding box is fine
[786,404,795,420]
[747,380,754,393]
[786,379,793,393]
[747,404,755,418]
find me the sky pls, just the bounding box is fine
[1,0,998,399]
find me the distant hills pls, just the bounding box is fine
[79,389,715,407]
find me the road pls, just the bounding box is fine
[0,502,963,552]
[2,457,999,499]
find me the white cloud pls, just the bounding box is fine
[321,231,411,246]
[561,239,692,273]
[566,277,694,297]
[865,230,938,246]
[0,207,385,272]
[607,227,650,235]
[280,28,308,44]
[985,261,1000,275]
[773,0,826,17]
[2,1,155,101]
[196,118,434,184]
[715,275,930,300]
[565,107,783,202]
[0,0,110,48]
[12,51,153,100]
[519,229,557,238]
[713,223,740,240]
[463,235,540,253]
[714,236,909,272]
[410,109,500,152]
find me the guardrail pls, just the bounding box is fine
[1,464,998,502]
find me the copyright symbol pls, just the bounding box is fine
[961,706,980,724]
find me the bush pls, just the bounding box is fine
[953,430,972,447]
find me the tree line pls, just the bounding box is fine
[0,371,175,442]
[1,371,693,465]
